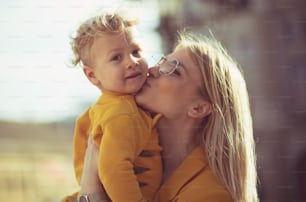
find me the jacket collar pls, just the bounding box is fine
[155,146,208,201]
[152,113,163,127]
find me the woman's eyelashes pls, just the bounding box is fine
[168,69,181,76]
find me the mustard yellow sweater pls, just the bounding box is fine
[69,92,162,202]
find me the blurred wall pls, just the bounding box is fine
[156,0,306,201]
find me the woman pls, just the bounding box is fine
[78,32,259,202]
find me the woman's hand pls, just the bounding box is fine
[80,136,109,201]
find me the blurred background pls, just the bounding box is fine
[0,0,305,201]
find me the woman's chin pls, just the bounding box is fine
[135,92,148,107]
[134,92,143,105]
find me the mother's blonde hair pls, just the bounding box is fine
[175,32,258,202]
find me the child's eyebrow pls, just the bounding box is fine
[107,48,122,56]
[129,42,142,49]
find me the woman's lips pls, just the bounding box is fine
[143,79,151,87]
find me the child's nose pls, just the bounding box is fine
[126,55,139,69]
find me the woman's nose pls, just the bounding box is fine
[148,66,160,78]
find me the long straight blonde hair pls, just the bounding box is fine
[175,32,258,202]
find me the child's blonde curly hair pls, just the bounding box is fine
[71,12,138,66]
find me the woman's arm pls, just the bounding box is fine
[79,137,109,202]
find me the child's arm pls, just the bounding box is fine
[97,115,148,202]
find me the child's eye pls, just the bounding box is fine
[111,55,122,61]
[132,49,142,57]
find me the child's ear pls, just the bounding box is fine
[188,100,212,119]
[83,65,100,87]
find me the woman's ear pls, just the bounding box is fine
[83,65,101,87]
[188,100,212,119]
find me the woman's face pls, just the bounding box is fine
[135,47,204,118]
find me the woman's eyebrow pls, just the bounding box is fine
[165,55,186,68]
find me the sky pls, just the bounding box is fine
[0,0,162,122]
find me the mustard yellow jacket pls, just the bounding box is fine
[154,147,233,202]
[68,92,162,202]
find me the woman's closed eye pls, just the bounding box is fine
[172,69,181,76]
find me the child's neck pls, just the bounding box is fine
[101,90,130,96]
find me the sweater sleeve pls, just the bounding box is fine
[97,114,148,202]
[73,108,92,184]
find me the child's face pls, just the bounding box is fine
[87,27,148,94]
